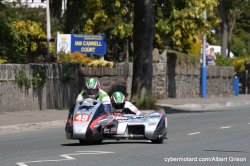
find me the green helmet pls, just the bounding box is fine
[111,91,125,109]
[85,77,100,98]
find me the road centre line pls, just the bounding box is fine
[60,155,75,160]
[186,132,201,136]
[16,151,115,166]
[76,151,115,154]
[16,158,71,166]
[220,126,232,129]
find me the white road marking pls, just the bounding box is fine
[76,151,115,154]
[186,132,201,136]
[16,163,28,166]
[220,126,232,129]
[16,158,71,166]
[60,155,75,160]
[16,151,115,166]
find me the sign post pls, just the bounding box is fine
[46,0,51,58]
[201,11,207,98]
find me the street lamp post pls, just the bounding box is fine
[46,0,51,60]
[201,10,207,98]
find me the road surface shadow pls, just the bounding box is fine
[164,108,205,114]
[101,141,152,145]
[61,140,167,146]
[164,108,226,114]
[61,143,80,146]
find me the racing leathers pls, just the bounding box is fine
[76,89,112,112]
[66,89,111,133]
[116,101,142,115]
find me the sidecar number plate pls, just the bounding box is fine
[74,114,90,122]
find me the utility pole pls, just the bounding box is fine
[46,0,51,60]
[201,10,207,98]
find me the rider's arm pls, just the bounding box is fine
[124,101,142,115]
[98,91,110,104]
[98,90,112,112]
[76,91,87,102]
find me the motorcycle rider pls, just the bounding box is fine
[76,77,112,112]
[110,91,142,115]
[66,77,112,131]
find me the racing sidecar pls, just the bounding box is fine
[65,98,167,144]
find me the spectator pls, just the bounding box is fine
[206,47,216,65]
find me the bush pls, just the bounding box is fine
[215,55,250,72]
[87,59,114,68]
[32,67,46,88]
[57,52,114,68]
[133,96,158,110]
[15,70,31,88]
[57,52,92,64]
[9,20,47,63]
[215,55,233,66]
[232,56,250,72]
[0,58,7,64]
[232,36,248,56]
[62,65,74,83]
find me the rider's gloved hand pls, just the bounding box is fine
[136,111,142,116]
[76,95,83,102]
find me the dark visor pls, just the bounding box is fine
[86,88,99,95]
[113,102,125,109]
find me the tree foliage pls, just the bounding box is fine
[62,0,220,59]
[1,0,249,63]
[62,0,134,61]
[231,0,250,56]
[154,0,218,53]
[10,20,47,62]
[219,0,245,57]
[63,0,133,37]
[0,1,48,62]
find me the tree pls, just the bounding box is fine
[49,0,62,20]
[63,0,86,33]
[9,20,47,63]
[154,0,218,53]
[219,0,245,57]
[132,0,155,99]
[232,0,250,56]
[62,0,134,61]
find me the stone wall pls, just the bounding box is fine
[0,64,79,113]
[163,50,234,98]
[45,64,79,109]
[78,63,132,98]
[152,49,167,99]
[0,54,235,112]
[206,66,234,97]
[0,63,131,112]
[173,64,201,98]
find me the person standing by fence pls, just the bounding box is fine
[206,47,216,65]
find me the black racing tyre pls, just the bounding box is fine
[92,140,103,145]
[79,139,90,145]
[151,133,166,144]
[151,137,164,144]
[79,139,102,145]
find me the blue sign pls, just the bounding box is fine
[71,34,106,55]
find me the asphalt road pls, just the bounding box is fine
[0,105,249,166]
